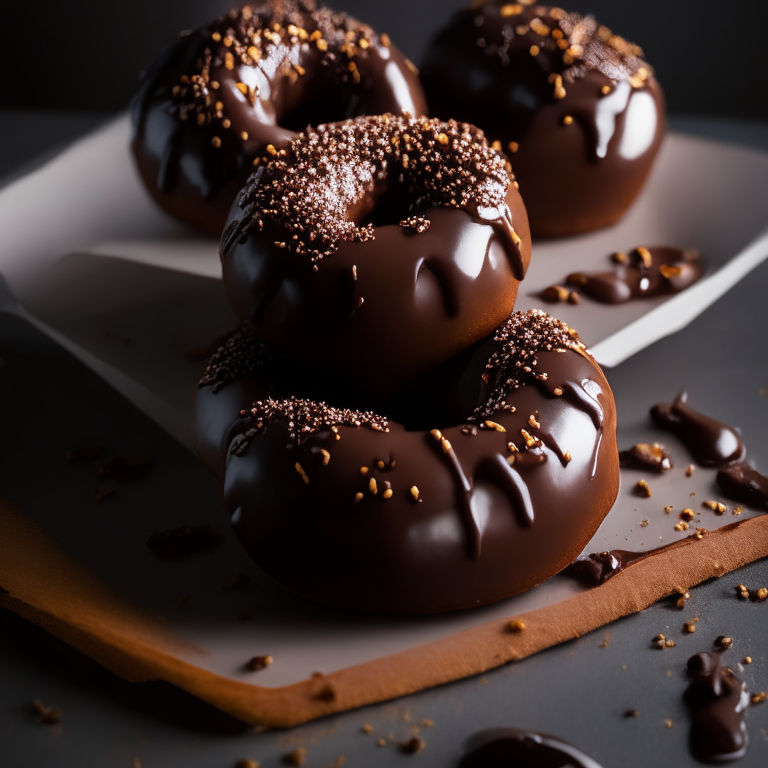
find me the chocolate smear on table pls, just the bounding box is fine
[685,651,749,763]
[651,392,745,467]
[619,442,672,472]
[556,246,701,304]
[569,549,650,586]
[146,524,222,559]
[459,727,603,768]
[717,463,768,510]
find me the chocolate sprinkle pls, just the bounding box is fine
[474,309,588,420]
[198,325,271,393]
[239,396,389,450]
[227,113,514,266]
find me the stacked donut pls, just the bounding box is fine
[133,1,623,613]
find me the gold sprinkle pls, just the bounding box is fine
[744,656,753,664]
[360,466,369,476]
[430,429,443,440]
[197,113,207,126]
[236,82,249,95]
[511,229,522,246]
[377,460,386,470]
[562,115,573,126]
[211,136,222,148]
[500,4,523,16]
[380,33,391,47]
[685,464,695,477]
[554,387,564,396]
[659,264,683,280]
[382,488,393,500]
[266,144,277,155]
[508,442,519,453]
[529,44,540,56]
[287,24,299,36]
[354,492,364,504]
[410,486,420,501]
[485,420,506,432]
[635,246,653,268]
[520,429,538,448]
[211,31,222,42]
[295,462,309,484]
[315,37,328,51]
[508,141,519,153]
[601,84,612,95]
[704,500,727,514]
[436,132,449,145]
[508,619,526,632]
[221,118,231,129]
[320,449,331,466]
[241,131,249,141]
[491,140,502,151]
[528,414,540,429]
[441,437,452,454]
[225,52,235,70]
[368,478,378,495]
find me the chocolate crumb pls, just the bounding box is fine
[743,657,753,664]
[664,505,674,514]
[31,700,62,724]
[665,718,674,728]
[93,487,114,502]
[751,692,767,705]
[684,619,698,633]
[246,655,273,672]
[680,508,695,521]
[716,636,733,649]
[377,738,387,747]
[315,683,337,702]
[639,518,649,528]
[401,736,426,754]
[685,464,695,477]
[145,524,222,558]
[634,479,652,498]
[620,442,672,472]
[757,588,768,601]
[599,637,610,648]
[703,500,727,514]
[362,723,373,734]
[235,760,259,768]
[624,709,639,718]
[507,619,526,632]
[65,445,107,464]
[223,572,250,590]
[283,747,306,766]
[96,455,154,482]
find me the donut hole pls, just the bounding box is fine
[278,95,356,134]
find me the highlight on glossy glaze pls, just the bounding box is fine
[421,0,665,236]
[195,310,619,613]
[131,0,426,234]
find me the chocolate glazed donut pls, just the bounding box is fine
[196,311,619,614]
[421,1,665,237]
[221,114,531,400]
[131,1,426,235]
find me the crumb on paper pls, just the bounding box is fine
[246,655,273,672]
[634,479,652,498]
[685,465,695,477]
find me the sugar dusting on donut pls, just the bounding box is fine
[223,113,523,274]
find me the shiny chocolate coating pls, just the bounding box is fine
[685,652,749,763]
[459,728,604,768]
[421,1,665,237]
[131,1,426,236]
[196,310,619,614]
[221,114,531,400]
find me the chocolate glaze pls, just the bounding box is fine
[717,463,768,509]
[421,1,665,237]
[196,310,619,613]
[685,652,749,763]
[459,728,603,768]
[222,114,531,400]
[651,392,746,467]
[564,246,701,304]
[131,1,426,235]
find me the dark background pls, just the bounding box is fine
[2,0,767,120]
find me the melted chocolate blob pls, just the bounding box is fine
[569,549,647,586]
[459,728,603,768]
[717,463,768,509]
[421,1,665,237]
[651,393,746,467]
[222,114,531,400]
[196,310,619,613]
[131,1,426,235]
[563,246,701,304]
[685,652,749,763]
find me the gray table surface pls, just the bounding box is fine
[1,112,767,768]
